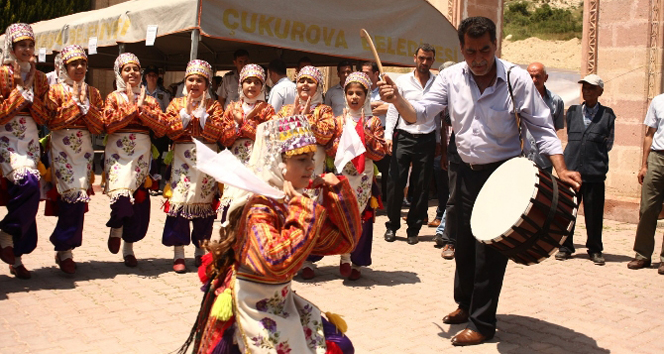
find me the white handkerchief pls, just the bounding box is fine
[193,139,284,199]
[334,121,366,174]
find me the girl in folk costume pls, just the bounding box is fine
[219,64,275,215]
[179,115,362,354]
[327,72,386,280]
[103,53,170,267]
[43,45,104,274]
[162,59,224,273]
[0,23,49,279]
[277,66,336,202]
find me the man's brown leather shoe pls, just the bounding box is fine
[428,219,441,227]
[627,258,651,269]
[443,307,469,324]
[658,263,664,275]
[451,328,487,346]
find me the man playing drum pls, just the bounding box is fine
[379,17,582,346]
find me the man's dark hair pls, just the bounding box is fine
[360,61,379,73]
[415,43,436,57]
[297,56,312,66]
[458,17,496,46]
[337,60,353,72]
[268,59,287,76]
[233,49,249,59]
[213,76,223,86]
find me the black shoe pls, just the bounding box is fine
[407,235,419,245]
[589,252,605,265]
[384,229,396,242]
[555,250,571,261]
[433,233,446,248]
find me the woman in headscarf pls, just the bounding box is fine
[179,115,361,354]
[43,44,104,274]
[0,23,49,279]
[103,52,171,267]
[162,59,224,273]
[219,64,275,218]
[326,71,386,280]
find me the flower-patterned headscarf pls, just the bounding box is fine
[2,23,35,71]
[54,45,87,86]
[114,52,141,93]
[295,65,324,107]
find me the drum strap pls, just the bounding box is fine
[502,169,561,260]
[506,66,525,157]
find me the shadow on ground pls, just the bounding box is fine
[435,314,610,353]
[295,265,421,288]
[0,258,178,299]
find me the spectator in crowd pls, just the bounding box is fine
[383,44,438,245]
[555,74,614,266]
[143,65,171,112]
[628,92,664,275]
[325,59,354,117]
[267,59,296,113]
[526,62,565,172]
[143,65,172,195]
[361,61,390,199]
[433,61,457,261]
[210,75,222,100]
[217,49,250,109]
[378,17,580,345]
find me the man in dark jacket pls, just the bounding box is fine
[556,74,615,265]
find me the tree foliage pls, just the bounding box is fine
[0,0,90,33]
[504,1,583,41]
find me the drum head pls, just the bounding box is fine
[471,157,539,242]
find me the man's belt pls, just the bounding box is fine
[396,129,435,139]
[463,160,506,171]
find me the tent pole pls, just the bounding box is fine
[190,29,200,61]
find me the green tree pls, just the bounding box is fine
[0,0,90,33]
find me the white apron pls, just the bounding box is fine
[221,138,254,207]
[0,114,40,182]
[104,132,151,204]
[50,129,94,203]
[302,146,327,202]
[167,142,218,219]
[341,159,374,212]
[234,277,327,354]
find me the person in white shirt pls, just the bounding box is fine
[361,61,391,198]
[324,60,353,116]
[383,44,438,245]
[379,17,581,346]
[217,49,250,109]
[266,59,296,113]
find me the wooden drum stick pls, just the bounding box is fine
[360,29,384,78]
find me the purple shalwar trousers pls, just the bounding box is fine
[0,174,40,257]
[49,200,86,251]
[162,215,215,247]
[106,189,151,243]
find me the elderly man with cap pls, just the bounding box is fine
[555,74,615,265]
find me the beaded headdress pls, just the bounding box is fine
[239,64,265,84]
[185,59,212,82]
[114,52,141,93]
[60,45,87,65]
[344,71,372,91]
[296,65,323,85]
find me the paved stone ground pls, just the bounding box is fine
[1,186,664,353]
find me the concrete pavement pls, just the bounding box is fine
[1,190,663,353]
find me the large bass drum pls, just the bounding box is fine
[471,157,578,265]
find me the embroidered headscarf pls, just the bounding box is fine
[225,115,317,218]
[295,65,324,107]
[2,23,35,71]
[55,45,87,86]
[114,52,141,94]
[238,64,266,103]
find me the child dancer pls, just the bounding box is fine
[103,52,170,267]
[43,45,104,274]
[0,23,49,279]
[162,60,223,273]
[180,115,361,354]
